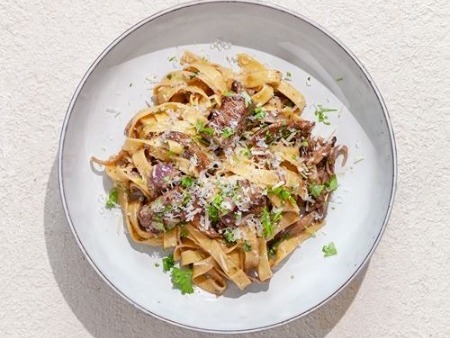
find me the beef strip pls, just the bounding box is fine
[249,119,315,145]
[148,163,181,197]
[163,131,210,170]
[208,95,247,148]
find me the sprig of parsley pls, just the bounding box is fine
[195,121,214,135]
[322,242,337,257]
[223,229,236,244]
[105,188,118,209]
[171,267,194,294]
[243,241,252,252]
[309,175,339,198]
[252,107,266,120]
[221,128,235,138]
[314,105,337,125]
[180,176,195,188]
[262,207,281,238]
[162,254,175,272]
[269,186,296,204]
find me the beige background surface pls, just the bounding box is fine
[1,0,449,337]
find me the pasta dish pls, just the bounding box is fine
[92,51,347,295]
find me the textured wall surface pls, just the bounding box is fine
[1,0,449,337]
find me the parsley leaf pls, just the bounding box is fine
[309,183,325,198]
[285,71,292,81]
[335,77,344,82]
[325,175,338,191]
[181,176,195,188]
[168,56,177,62]
[243,241,252,252]
[171,267,194,294]
[269,186,296,204]
[195,121,214,135]
[166,73,173,80]
[223,229,236,244]
[221,128,235,138]
[322,242,337,257]
[314,105,337,125]
[253,107,266,120]
[162,254,175,272]
[239,146,251,157]
[262,207,274,238]
[105,188,118,209]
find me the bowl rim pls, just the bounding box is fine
[57,0,398,333]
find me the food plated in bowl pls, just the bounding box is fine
[59,0,396,333]
[92,51,348,296]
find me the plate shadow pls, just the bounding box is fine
[45,157,367,338]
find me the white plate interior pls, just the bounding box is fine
[60,1,395,333]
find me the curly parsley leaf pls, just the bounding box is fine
[221,127,235,138]
[309,184,325,198]
[223,229,236,244]
[181,176,195,188]
[195,121,214,135]
[322,242,337,257]
[105,188,118,209]
[162,254,175,272]
[171,267,194,294]
[243,241,252,252]
[325,175,338,191]
[252,106,266,120]
[269,186,296,204]
[262,207,275,238]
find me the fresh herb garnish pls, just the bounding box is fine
[243,241,252,252]
[268,233,291,258]
[239,146,251,157]
[221,128,235,138]
[129,83,133,87]
[300,140,308,147]
[325,175,338,191]
[162,254,175,272]
[195,120,214,135]
[166,73,173,80]
[253,107,266,120]
[223,229,236,244]
[154,263,160,267]
[181,176,195,188]
[314,105,337,125]
[309,183,325,198]
[262,207,274,238]
[168,56,177,62]
[322,242,337,257]
[105,188,118,209]
[171,267,194,294]
[269,186,296,204]
[285,71,292,81]
[335,77,344,82]
[180,227,189,238]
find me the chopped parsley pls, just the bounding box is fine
[207,194,224,222]
[180,227,189,238]
[309,176,339,198]
[223,229,236,244]
[322,242,337,257]
[252,107,266,120]
[129,83,133,87]
[300,140,308,147]
[262,207,275,238]
[168,56,177,62]
[162,254,175,272]
[285,71,292,81]
[180,176,195,188]
[239,146,251,157]
[221,128,235,138]
[166,73,173,80]
[195,120,214,135]
[243,241,252,252]
[309,183,325,198]
[335,77,344,82]
[171,267,194,294]
[325,175,338,191]
[314,105,337,125]
[105,188,118,209]
[269,186,296,204]
[154,263,160,267]
[240,91,252,107]
[268,233,291,258]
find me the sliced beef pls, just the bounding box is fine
[231,80,243,93]
[129,184,146,201]
[148,163,180,197]
[208,95,247,147]
[249,119,315,145]
[138,187,186,234]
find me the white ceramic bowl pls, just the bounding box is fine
[59,0,397,333]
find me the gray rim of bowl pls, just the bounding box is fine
[58,0,398,334]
